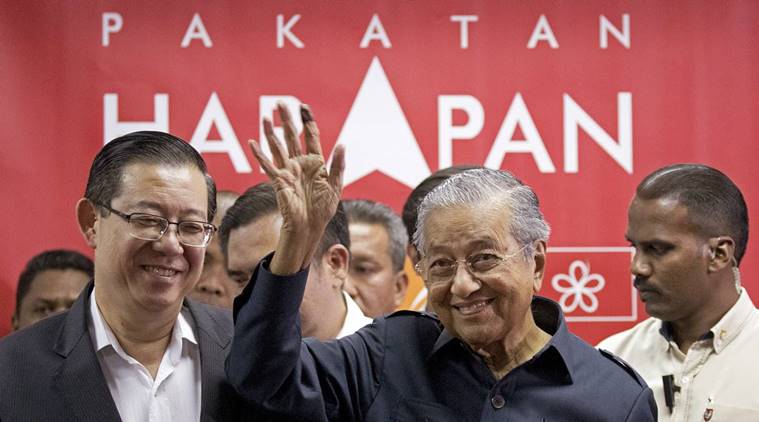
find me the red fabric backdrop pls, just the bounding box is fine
[2,1,758,341]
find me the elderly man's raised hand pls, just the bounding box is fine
[248,103,345,275]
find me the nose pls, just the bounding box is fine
[449,263,480,298]
[630,250,651,278]
[196,279,224,296]
[153,224,184,255]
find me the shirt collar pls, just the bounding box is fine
[88,288,198,365]
[656,288,755,354]
[709,288,755,354]
[337,290,373,339]
[428,296,575,385]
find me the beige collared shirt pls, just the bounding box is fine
[88,289,202,422]
[598,288,759,422]
[337,291,373,338]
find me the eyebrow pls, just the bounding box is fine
[427,238,500,255]
[132,200,206,220]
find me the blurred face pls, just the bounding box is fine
[226,213,282,287]
[346,222,405,317]
[89,163,209,316]
[188,235,244,308]
[13,269,90,330]
[226,213,342,337]
[626,197,712,323]
[189,210,244,309]
[421,204,544,351]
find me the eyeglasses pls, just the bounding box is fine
[97,203,216,247]
[416,244,528,285]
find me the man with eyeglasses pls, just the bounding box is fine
[0,132,245,421]
[226,105,657,421]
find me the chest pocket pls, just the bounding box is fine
[390,398,461,422]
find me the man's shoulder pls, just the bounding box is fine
[184,299,234,341]
[566,331,649,389]
[0,311,68,357]
[597,348,647,388]
[596,317,661,354]
[384,310,442,330]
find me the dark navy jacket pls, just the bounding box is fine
[227,256,657,421]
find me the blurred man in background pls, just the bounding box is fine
[343,199,408,318]
[12,249,93,331]
[220,182,371,340]
[189,190,241,308]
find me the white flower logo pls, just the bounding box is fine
[551,260,605,313]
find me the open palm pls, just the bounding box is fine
[249,103,345,272]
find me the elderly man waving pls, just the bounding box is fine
[226,104,656,421]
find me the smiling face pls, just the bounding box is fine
[626,196,713,323]
[86,163,209,317]
[422,203,544,351]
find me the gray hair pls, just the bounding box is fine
[344,199,408,272]
[413,168,550,258]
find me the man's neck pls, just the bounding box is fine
[670,287,740,353]
[476,316,551,380]
[304,291,348,341]
[95,291,180,378]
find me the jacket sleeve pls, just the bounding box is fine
[624,386,658,422]
[225,254,384,422]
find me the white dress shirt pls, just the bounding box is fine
[337,291,373,338]
[88,289,202,422]
[598,288,759,422]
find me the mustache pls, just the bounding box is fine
[633,277,659,292]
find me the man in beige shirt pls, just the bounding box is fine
[598,163,759,421]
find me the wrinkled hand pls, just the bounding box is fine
[249,103,345,274]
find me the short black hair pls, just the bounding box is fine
[219,182,349,262]
[15,249,94,315]
[344,199,407,272]
[84,131,217,221]
[402,165,484,243]
[636,163,749,264]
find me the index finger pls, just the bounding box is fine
[301,104,323,157]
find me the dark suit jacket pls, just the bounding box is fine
[0,282,243,422]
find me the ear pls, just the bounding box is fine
[76,198,99,249]
[532,240,547,292]
[11,314,18,331]
[708,236,735,273]
[392,270,409,308]
[321,244,350,289]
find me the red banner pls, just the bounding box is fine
[2,1,758,341]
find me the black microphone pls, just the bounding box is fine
[662,375,680,413]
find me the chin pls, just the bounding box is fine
[453,324,499,350]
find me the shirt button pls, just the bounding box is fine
[491,395,506,409]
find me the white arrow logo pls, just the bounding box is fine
[332,57,431,188]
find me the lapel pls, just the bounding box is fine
[52,282,121,422]
[185,299,236,422]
